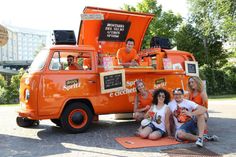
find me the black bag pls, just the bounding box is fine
[150,37,171,49]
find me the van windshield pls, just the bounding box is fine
[28,49,49,72]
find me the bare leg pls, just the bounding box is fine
[176,130,198,141]
[196,114,206,138]
[148,130,162,140]
[133,112,145,121]
[139,126,153,139]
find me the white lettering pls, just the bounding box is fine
[63,83,80,91]
[109,87,137,97]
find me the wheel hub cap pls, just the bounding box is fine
[71,112,84,125]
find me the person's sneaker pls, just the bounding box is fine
[203,134,219,141]
[195,137,204,147]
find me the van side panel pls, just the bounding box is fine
[93,70,188,115]
[37,72,97,118]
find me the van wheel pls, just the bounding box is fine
[60,102,93,133]
[16,117,39,127]
[51,119,61,127]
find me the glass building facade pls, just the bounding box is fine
[0,25,47,62]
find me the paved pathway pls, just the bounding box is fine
[0,99,235,157]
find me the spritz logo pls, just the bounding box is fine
[63,79,80,91]
[154,78,167,89]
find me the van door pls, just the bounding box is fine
[38,50,98,117]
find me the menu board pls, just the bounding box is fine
[100,70,125,94]
[99,20,130,41]
[185,61,199,76]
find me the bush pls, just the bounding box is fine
[0,86,7,104]
[0,75,7,104]
[200,65,236,95]
[0,69,25,104]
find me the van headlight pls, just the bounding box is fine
[25,89,30,100]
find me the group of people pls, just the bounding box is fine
[65,37,138,70]
[65,38,218,147]
[133,77,218,147]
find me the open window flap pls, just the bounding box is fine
[78,6,154,55]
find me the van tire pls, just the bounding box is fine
[16,117,39,127]
[60,102,93,133]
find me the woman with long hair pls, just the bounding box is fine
[188,76,208,109]
[188,76,219,141]
[133,80,153,121]
[188,76,209,134]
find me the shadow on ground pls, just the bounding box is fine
[1,116,236,156]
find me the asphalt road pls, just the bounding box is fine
[0,99,236,157]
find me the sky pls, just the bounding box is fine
[0,0,188,32]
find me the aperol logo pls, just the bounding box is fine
[63,79,80,91]
[154,78,167,89]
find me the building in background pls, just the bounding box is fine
[0,25,48,75]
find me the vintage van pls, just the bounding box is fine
[17,7,198,133]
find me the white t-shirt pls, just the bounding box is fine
[168,99,198,129]
[146,104,168,132]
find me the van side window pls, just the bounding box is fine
[49,51,62,70]
[49,51,92,71]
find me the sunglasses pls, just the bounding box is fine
[158,94,165,98]
[174,93,182,96]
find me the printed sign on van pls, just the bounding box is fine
[100,70,125,94]
[81,14,104,20]
[154,78,167,89]
[63,79,80,91]
[99,20,130,41]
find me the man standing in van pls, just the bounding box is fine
[117,38,139,67]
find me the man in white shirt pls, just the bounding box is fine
[168,88,207,147]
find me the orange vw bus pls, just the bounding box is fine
[17,7,198,133]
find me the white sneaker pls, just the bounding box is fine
[203,134,219,141]
[196,137,204,147]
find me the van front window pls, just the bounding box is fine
[28,49,49,72]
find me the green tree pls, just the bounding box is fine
[122,0,183,48]
[0,74,7,88]
[172,0,235,95]
[187,0,235,65]
[176,24,205,66]
[0,75,7,104]
[188,0,236,40]
[5,68,25,104]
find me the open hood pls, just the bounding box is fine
[78,6,154,55]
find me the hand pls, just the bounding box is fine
[145,105,151,110]
[181,109,192,117]
[131,60,138,66]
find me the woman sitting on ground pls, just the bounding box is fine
[188,76,209,133]
[137,88,172,140]
[133,80,153,121]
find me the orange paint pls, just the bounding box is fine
[17,7,196,133]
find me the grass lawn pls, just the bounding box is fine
[209,94,236,101]
[0,104,19,106]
